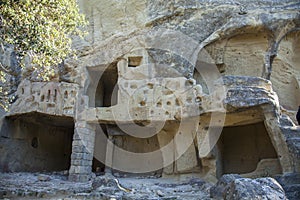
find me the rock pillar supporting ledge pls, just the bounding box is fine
[69,122,96,182]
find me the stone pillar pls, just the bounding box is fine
[69,121,96,182]
[157,129,176,175]
[196,124,218,182]
[174,119,199,173]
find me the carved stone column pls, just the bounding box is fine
[69,121,96,182]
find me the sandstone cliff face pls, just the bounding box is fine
[75,0,300,120]
[67,0,300,180]
[0,0,300,191]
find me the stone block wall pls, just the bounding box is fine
[69,122,96,182]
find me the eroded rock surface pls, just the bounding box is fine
[0,0,300,199]
[211,174,287,200]
[0,172,212,200]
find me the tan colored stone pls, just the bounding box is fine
[2,0,300,184]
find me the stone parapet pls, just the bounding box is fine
[8,80,79,117]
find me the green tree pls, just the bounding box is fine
[0,0,87,110]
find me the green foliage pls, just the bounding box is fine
[0,0,87,80]
[0,0,87,110]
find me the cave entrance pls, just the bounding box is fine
[0,114,74,172]
[217,122,279,177]
[92,123,163,177]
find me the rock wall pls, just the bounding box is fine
[0,0,299,184]
[73,0,300,121]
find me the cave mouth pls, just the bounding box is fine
[92,123,163,177]
[217,122,278,176]
[0,113,74,172]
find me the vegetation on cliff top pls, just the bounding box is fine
[0,0,87,109]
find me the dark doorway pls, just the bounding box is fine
[0,114,74,172]
[218,122,278,175]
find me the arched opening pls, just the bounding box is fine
[205,31,269,77]
[271,31,300,114]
